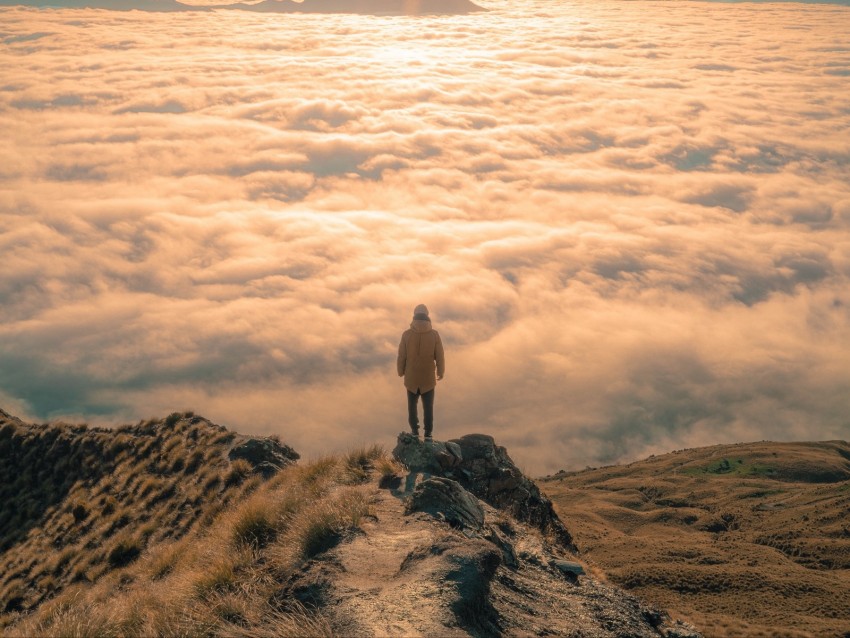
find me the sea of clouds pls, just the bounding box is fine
[1,0,848,474]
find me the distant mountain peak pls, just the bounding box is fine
[0,0,486,13]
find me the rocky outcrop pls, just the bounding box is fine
[393,432,575,550]
[406,476,485,531]
[280,472,702,638]
[0,409,24,427]
[228,437,300,477]
[393,432,463,474]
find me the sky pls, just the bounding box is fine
[1,0,849,475]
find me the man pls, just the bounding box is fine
[397,304,445,442]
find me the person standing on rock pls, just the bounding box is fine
[397,304,445,442]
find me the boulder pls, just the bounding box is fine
[228,437,299,477]
[447,434,574,549]
[406,477,485,531]
[393,432,463,475]
[551,559,585,576]
[393,431,575,550]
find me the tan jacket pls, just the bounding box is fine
[397,319,445,393]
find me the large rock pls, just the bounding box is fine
[392,431,575,550]
[406,477,485,530]
[393,432,463,474]
[228,437,299,477]
[449,434,575,550]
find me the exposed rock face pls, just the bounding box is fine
[427,539,502,634]
[393,432,463,473]
[406,477,485,530]
[228,437,300,477]
[0,409,24,426]
[282,479,702,638]
[393,432,575,550]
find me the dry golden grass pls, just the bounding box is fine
[0,411,277,626]
[1,433,391,638]
[541,440,850,638]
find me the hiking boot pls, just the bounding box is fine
[424,435,433,443]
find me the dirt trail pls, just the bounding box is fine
[332,487,467,636]
[289,474,701,637]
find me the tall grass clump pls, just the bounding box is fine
[230,494,280,549]
[221,606,334,638]
[271,486,371,570]
[225,458,253,487]
[145,540,187,581]
[344,444,386,483]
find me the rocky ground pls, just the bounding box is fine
[283,433,701,637]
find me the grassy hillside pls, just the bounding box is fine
[540,441,850,638]
[1,426,391,637]
[0,409,297,626]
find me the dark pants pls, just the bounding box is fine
[407,388,434,436]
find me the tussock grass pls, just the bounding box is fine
[220,606,333,638]
[0,412,278,623]
[374,455,405,479]
[277,486,371,565]
[344,443,385,482]
[4,446,384,637]
[230,495,279,549]
[190,553,240,599]
[225,458,253,487]
[145,540,187,581]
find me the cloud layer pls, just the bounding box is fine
[1,0,849,474]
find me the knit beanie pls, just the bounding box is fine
[413,304,430,320]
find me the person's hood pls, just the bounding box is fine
[411,319,432,333]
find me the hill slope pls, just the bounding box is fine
[540,441,850,638]
[0,409,297,621]
[0,410,699,637]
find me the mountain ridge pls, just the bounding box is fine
[0,409,700,637]
[0,0,486,14]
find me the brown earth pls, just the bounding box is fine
[540,441,850,638]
